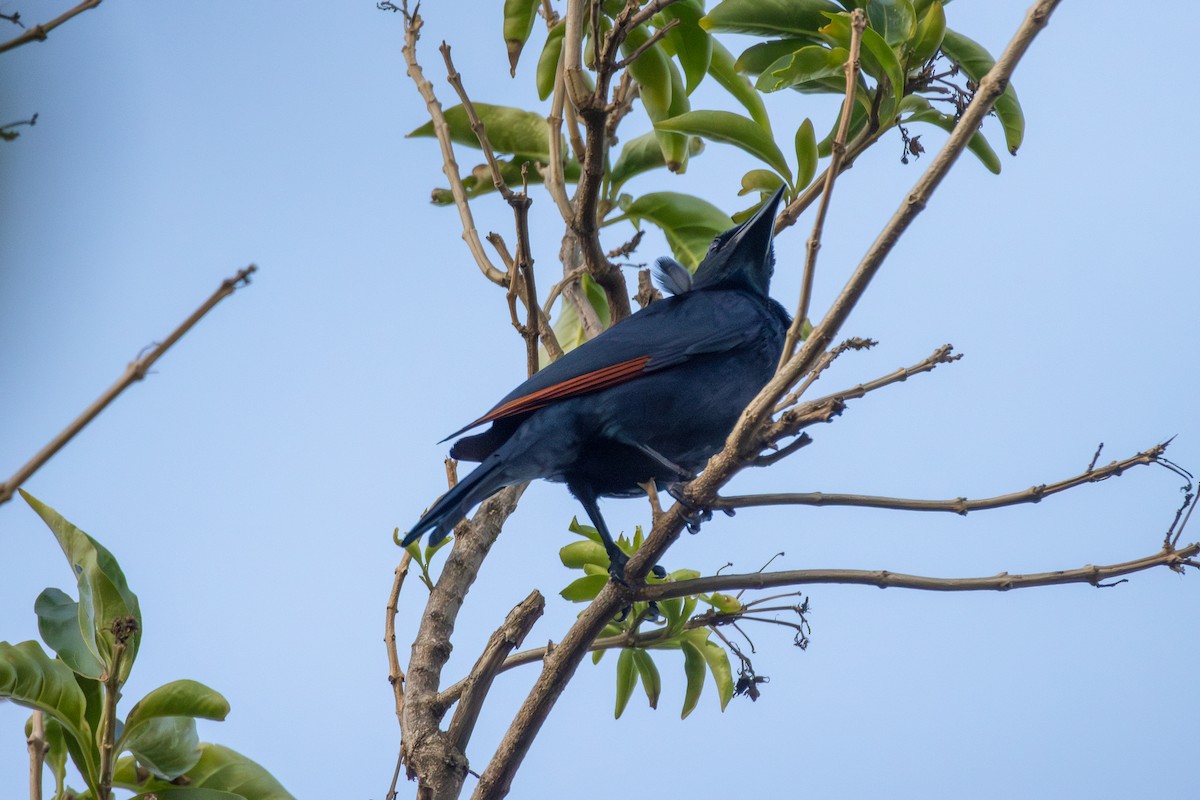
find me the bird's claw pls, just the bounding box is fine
[666,482,714,533]
[608,551,668,585]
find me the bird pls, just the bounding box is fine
[403,185,791,583]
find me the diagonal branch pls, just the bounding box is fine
[0,265,257,507]
[636,543,1200,602]
[446,591,545,753]
[781,8,866,366]
[384,552,412,800]
[0,0,102,55]
[716,442,1171,514]
[399,3,506,287]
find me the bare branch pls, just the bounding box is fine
[717,442,1170,514]
[384,552,412,800]
[781,9,866,367]
[637,543,1200,602]
[613,18,679,71]
[0,265,257,507]
[0,0,102,55]
[446,591,545,753]
[399,3,506,286]
[440,42,515,202]
[27,710,45,800]
[401,483,527,797]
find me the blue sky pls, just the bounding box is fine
[2,2,1197,797]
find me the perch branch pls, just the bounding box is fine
[0,265,257,507]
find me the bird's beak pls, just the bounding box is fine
[729,184,785,257]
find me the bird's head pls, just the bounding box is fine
[690,185,784,296]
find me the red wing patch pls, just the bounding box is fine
[469,355,652,428]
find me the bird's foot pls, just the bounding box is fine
[614,600,662,624]
[608,550,668,585]
[666,482,714,533]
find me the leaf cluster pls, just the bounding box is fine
[3,492,293,800]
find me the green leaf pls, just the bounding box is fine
[34,587,105,678]
[130,791,248,800]
[738,169,785,197]
[550,272,611,352]
[939,28,1024,154]
[859,26,904,123]
[659,59,693,172]
[656,110,791,183]
[909,1,945,65]
[408,103,552,160]
[624,26,689,171]
[703,0,843,37]
[679,639,706,718]
[21,491,141,683]
[122,680,230,740]
[794,118,818,187]
[560,574,609,602]
[631,649,662,709]
[707,40,772,133]
[568,517,602,543]
[0,640,96,783]
[559,540,609,569]
[702,641,735,711]
[535,21,565,101]
[735,38,821,76]
[660,3,712,95]
[659,596,684,634]
[503,0,541,75]
[706,592,743,613]
[866,0,916,47]
[614,648,637,718]
[668,568,702,582]
[902,96,1000,173]
[112,743,296,800]
[122,716,202,780]
[626,191,732,270]
[756,45,848,93]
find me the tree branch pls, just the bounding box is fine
[0,0,102,55]
[27,710,45,800]
[446,591,545,753]
[384,552,412,800]
[0,265,257,507]
[399,3,506,287]
[637,543,1200,601]
[717,442,1171,514]
[781,9,866,366]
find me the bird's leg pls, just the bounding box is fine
[573,483,632,585]
[572,483,667,594]
[623,440,697,482]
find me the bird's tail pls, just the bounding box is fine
[401,458,507,548]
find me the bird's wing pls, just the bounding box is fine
[443,290,765,440]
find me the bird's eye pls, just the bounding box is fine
[708,237,722,253]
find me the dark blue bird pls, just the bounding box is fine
[403,186,790,582]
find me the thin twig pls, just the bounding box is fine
[780,9,866,367]
[637,543,1200,602]
[717,443,1169,515]
[27,710,45,800]
[613,18,679,71]
[0,265,257,507]
[399,2,506,286]
[0,0,102,54]
[384,552,412,800]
